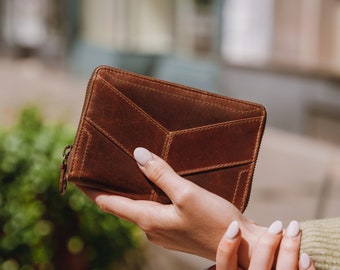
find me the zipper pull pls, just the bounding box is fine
[59,145,72,195]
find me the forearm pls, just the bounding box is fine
[300,217,340,270]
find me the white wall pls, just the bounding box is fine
[80,0,173,53]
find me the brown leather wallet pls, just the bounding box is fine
[60,66,266,212]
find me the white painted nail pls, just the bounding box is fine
[133,147,152,166]
[268,220,283,235]
[300,253,311,269]
[286,220,300,238]
[225,221,239,239]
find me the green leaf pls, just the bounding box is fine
[0,106,144,269]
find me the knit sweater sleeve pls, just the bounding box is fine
[300,217,340,270]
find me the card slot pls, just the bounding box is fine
[96,74,265,131]
[98,66,264,114]
[165,117,263,174]
[95,74,263,133]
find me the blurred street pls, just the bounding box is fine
[1,57,340,269]
[0,57,87,127]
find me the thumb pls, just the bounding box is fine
[133,147,187,201]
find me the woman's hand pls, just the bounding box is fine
[80,147,263,267]
[215,220,315,270]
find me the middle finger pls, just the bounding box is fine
[276,220,301,270]
[248,220,283,270]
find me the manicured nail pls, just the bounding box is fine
[225,221,239,240]
[300,253,311,269]
[268,220,283,235]
[133,147,152,166]
[286,220,300,238]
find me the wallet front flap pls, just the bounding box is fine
[165,117,265,175]
[81,67,265,174]
[97,67,265,131]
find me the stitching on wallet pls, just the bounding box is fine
[98,75,168,134]
[70,72,99,174]
[80,129,92,178]
[109,77,256,115]
[232,170,249,207]
[161,133,174,161]
[172,117,261,135]
[178,160,252,175]
[98,69,264,115]
[101,67,264,112]
[85,118,134,157]
[241,170,252,210]
[252,116,265,161]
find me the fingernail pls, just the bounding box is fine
[133,147,152,166]
[268,220,283,235]
[286,220,300,238]
[225,221,239,239]
[300,253,311,269]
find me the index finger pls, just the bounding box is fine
[79,187,147,222]
[79,186,170,226]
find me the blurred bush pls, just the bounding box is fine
[0,107,144,270]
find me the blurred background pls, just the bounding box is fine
[0,0,340,269]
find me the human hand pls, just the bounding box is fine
[80,147,263,266]
[215,220,315,270]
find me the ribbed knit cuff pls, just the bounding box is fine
[300,218,340,270]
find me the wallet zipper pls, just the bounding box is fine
[59,145,73,195]
[58,69,96,195]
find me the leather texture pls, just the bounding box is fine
[61,66,266,212]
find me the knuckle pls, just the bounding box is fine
[139,223,153,234]
[145,233,164,247]
[258,236,278,250]
[280,238,299,253]
[218,241,231,255]
[137,218,157,234]
[173,185,195,206]
[146,160,169,184]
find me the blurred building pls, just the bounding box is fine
[0,0,76,59]
[220,0,340,145]
[0,0,340,145]
[67,0,221,93]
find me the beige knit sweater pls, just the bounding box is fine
[300,217,340,270]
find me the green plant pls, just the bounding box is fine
[0,107,144,270]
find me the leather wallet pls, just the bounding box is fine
[60,66,266,212]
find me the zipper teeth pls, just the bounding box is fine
[68,67,100,173]
[77,71,95,130]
